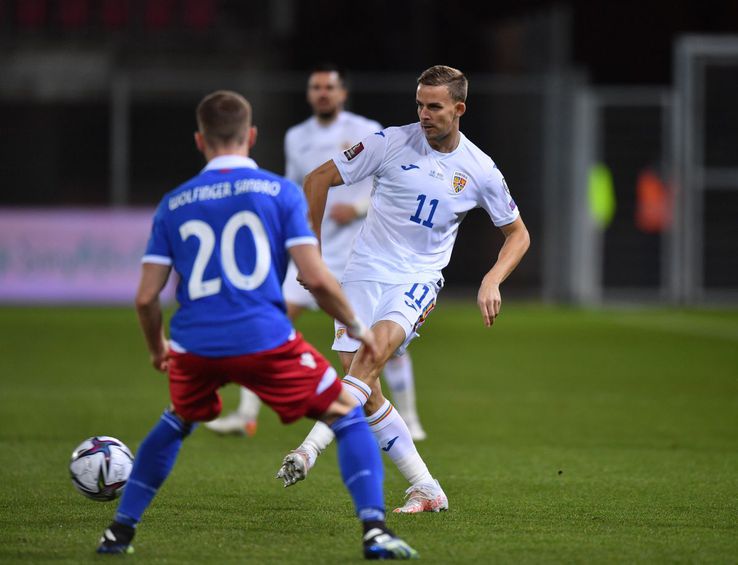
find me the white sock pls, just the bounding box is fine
[295,376,369,469]
[342,375,371,406]
[383,354,420,425]
[237,387,262,421]
[366,399,433,486]
[298,421,335,468]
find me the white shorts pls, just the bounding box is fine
[282,261,319,310]
[333,280,440,356]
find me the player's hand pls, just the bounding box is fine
[477,276,502,327]
[347,320,378,360]
[328,203,358,225]
[151,340,170,372]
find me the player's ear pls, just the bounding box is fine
[249,126,258,149]
[455,102,466,119]
[194,131,205,153]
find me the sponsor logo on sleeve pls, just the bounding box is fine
[336,327,346,339]
[343,142,365,161]
[452,171,468,194]
[502,177,517,210]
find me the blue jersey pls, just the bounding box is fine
[143,155,317,357]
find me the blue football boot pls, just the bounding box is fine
[363,527,419,560]
[96,522,135,555]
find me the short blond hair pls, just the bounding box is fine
[417,65,468,102]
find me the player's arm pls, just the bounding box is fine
[303,160,346,242]
[477,216,530,327]
[135,263,172,372]
[289,243,376,358]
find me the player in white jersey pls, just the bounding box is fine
[276,65,530,513]
[205,64,429,441]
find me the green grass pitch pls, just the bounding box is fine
[1,303,737,563]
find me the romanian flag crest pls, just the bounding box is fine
[452,172,468,193]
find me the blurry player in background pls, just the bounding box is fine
[206,64,428,442]
[277,65,530,513]
[95,90,417,560]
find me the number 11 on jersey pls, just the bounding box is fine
[409,194,439,228]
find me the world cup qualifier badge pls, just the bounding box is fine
[452,171,468,193]
[343,142,364,161]
[502,177,517,210]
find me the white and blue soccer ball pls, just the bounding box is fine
[69,436,134,501]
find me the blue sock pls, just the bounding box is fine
[114,410,194,527]
[331,405,385,522]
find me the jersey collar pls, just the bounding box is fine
[202,155,258,172]
[418,123,466,158]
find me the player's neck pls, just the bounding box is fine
[204,147,249,162]
[427,129,461,153]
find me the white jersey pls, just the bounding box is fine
[333,122,520,285]
[284,111,382,275]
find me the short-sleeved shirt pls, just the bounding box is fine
[284,111,382,275]
[143,155,317,357]
[332,122,520,285]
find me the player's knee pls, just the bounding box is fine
[349,353,384,383]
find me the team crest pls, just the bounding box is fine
[343,142,364,161]
[336,327,346,339]
[452,171,468,193]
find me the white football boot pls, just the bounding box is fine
[275,448,312,487]
[393,479,448,513]
[203,412,257,437]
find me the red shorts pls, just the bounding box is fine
[167,333,342,424]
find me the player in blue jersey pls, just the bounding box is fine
[95,90,417,560]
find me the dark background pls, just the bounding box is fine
[0,0,736,296]
[2,1,736,81]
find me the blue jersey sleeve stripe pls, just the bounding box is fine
[285,236,319,249]
[141,254,173,266]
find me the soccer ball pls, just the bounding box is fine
[69,436,134,501]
